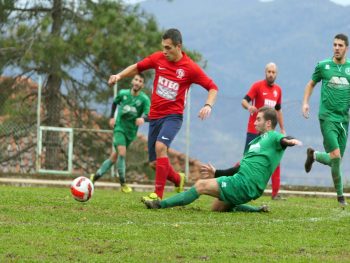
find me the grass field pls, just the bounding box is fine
[0,185,350,262]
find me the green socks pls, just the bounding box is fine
[160,186,200,208]
[315,151,331,166]
[230,204,263,212]
[330,158,343,196]
[96,159,114,178]
[117,156,126,184]
[315,153,343,196]
[96,156,126,184]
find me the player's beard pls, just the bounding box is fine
[333,53,345,63]
[266,76,275,86]
[132,86,141,94]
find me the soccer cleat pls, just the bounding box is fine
[337,195,348,209]
[90,173,96,184]
[304,148,315,173]
[144,200,161,209]
[141,192,160,203]
[175,172,186,193]
[90,173,102,185]
[259,205,270,212]
[271,194,286,201]
[121,184,132,193]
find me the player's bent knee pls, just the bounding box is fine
[155,142,168,157]
[194,179,207,193]
[110,152,118,162]
[330,150,341,159]
[194,179,218,195]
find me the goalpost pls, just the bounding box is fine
[37,126,74,175]
[35,76,191,178]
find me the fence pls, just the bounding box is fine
[0,76,349,187]
[0,76,151,183]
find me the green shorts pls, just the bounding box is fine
[319,119,348,156]
[216,174,262,206]
[113,131,133,148]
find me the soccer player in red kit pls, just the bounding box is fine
[108,28,218,201]
[241,63,286,200]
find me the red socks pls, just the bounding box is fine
[154,157,169,199]
[167,163,180,186]
[154,157,180,198]
[271,165,280,197]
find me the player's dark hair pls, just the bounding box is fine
[135,73,145,81]
[162,28,182,45]
[335,33,349,47]
[258,107,277,129]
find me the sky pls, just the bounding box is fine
[125,0,350,6]
[327,0,350,5]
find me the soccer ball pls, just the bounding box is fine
[70,176,94,202]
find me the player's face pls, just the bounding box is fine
[254,112,267,133]
[265,65,277,86]
[131,75,144,92]
[161,38,182,62]
[333,38,348,62]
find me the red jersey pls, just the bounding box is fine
[245,80,282,134]
[137,51,218,119]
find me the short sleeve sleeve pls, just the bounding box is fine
[311,63,322,84]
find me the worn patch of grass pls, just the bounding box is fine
[0,185,349,262]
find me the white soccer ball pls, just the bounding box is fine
[70,176,94,202]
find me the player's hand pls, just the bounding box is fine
[248,105,258,114]
[198,104,212,120]
[135,117,145,126]
[280,128,286,135]
[109,118,115,128]
[108,74,121,86]
[200,163,216,178]
[287,139,303,146]
[302,103,310,119]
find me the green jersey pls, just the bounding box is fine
[239,130,285,194]
[114,89,150,140]
[312,58,350,122]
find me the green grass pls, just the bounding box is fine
[0,185,350,262]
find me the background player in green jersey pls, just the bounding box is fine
[91,74,150,193]
[143,107,301,211]
[302,33,350,207]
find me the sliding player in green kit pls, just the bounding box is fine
[302,33,350,207]
[91,74,150,193]
[144,107,301,212]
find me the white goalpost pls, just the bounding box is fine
[37,126,74,175]
[34,76,191,178]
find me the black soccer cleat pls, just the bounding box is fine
[259,205,270,212]
[337,195,348,209]
[144,200,161,209]
[271,195,286,201]
[304,148,315,173]
[90,173,102,185]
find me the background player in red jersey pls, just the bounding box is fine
[241,62,286,200]
[108,28,218,201]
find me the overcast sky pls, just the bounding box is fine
[329,0,350,5]
[125,0,350,6]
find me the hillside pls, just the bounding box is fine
[137,0,350,186]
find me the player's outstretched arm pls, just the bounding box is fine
[108,64,138,86]
[200,163,241,178]
[280,136,302,147]
[200,163,216,178]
